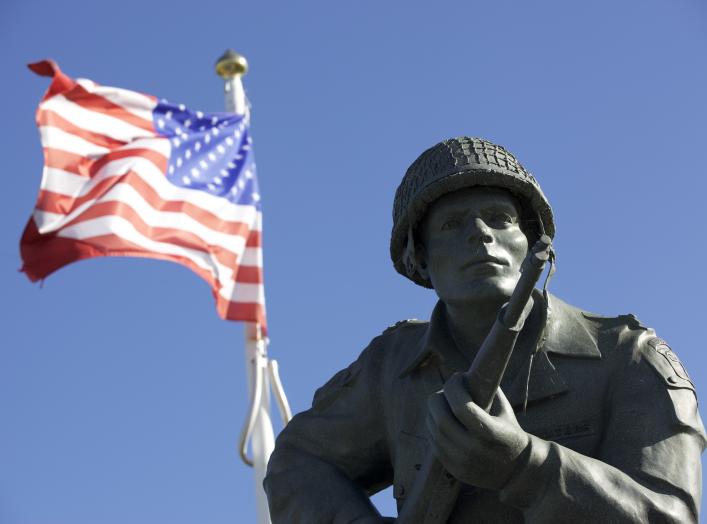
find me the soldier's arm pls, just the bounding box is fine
[264,339,392,524]
[498,334,706,523]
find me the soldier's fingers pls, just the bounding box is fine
[442,373,473,412]
[489,388,515,419]
[442,373,483,429]
[426,410,459,456]
[427,413,463,470]
[427,391,468,443]
[442,374,490,434]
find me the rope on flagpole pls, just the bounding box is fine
[238,329,292,466]
[239,328,268,467]
[240,323,275,524]
[268,359,293,424]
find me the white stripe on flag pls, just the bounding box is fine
[121,137,171,157]
[240,245,263,267]
[56,215,237,283]
[41,95,156,143]
[40,167,87,196]
[39,126,111,157]
[219,281,265,303]
[75,78,156,122]
[42,155,261,227]
[34,183,251,254]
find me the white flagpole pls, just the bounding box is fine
[243,324,275,524]
[215,49,275,524]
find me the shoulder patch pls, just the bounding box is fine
[382,318,424,335]
[641,337,695,392]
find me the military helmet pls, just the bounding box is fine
[391,136,555,288]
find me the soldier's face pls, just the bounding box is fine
[416,187,529,308]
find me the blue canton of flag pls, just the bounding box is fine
[154,101,261,208]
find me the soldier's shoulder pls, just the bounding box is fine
[370,318,429,354]
[578,306,696,393]
[361,318,430,371]
[549,293,649,336]
[547,294,653,356]
[310,318,429,407]
[551,295,694,383]
[580,308,650,333]
[338,318,428,371]
[634,335,696,393]
[381,318,428,336]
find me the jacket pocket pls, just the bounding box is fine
[393,430,429,513]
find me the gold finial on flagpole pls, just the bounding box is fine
[215,49,248,79]
[215,50,248,115]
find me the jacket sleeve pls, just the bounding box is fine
[499,334,706,523]
[264,340,392,524]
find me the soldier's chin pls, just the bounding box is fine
[439,277,514,309]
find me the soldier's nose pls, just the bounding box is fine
[467,217,493,244]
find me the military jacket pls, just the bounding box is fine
[264,294,706,523]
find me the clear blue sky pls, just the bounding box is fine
[2,1,707,522]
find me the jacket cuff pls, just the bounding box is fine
[499,434,553,509]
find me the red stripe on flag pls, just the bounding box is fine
[36,171,256,236]
[21,217,105,281]
[246,230,262,248]
[38,109,127,149]
[43,148,91,177]
[88,148,168,176]
[28,60,77,101]
[20,218,265,330]
[42,147,168,180]
[216,297,267,328]
[234,265,263,284]
[64,87,155,133]
[51,199,258,275]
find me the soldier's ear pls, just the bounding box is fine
[403,225,429,281]
[414,243,430,281]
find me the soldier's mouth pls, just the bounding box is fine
[460,256,507,270]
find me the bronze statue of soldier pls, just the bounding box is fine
[264,137,706,523]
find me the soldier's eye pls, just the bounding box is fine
[441,218,462,231]
[486,212,516,227]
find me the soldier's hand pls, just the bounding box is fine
[426,372,530,490]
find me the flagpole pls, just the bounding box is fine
[216,49,274,524]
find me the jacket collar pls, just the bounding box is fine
[399,300,462,378]
[399,293,601,406]
[541,293,601,359]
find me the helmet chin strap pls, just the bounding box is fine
[523,213,556,412]
[402,222,418,279]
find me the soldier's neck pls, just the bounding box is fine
[444,298,505,364]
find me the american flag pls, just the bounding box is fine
[20,60,267,330]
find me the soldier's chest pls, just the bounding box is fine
[389,356,605,446]
[384,355,608,512]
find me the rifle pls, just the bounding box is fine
[396,235,553,524]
